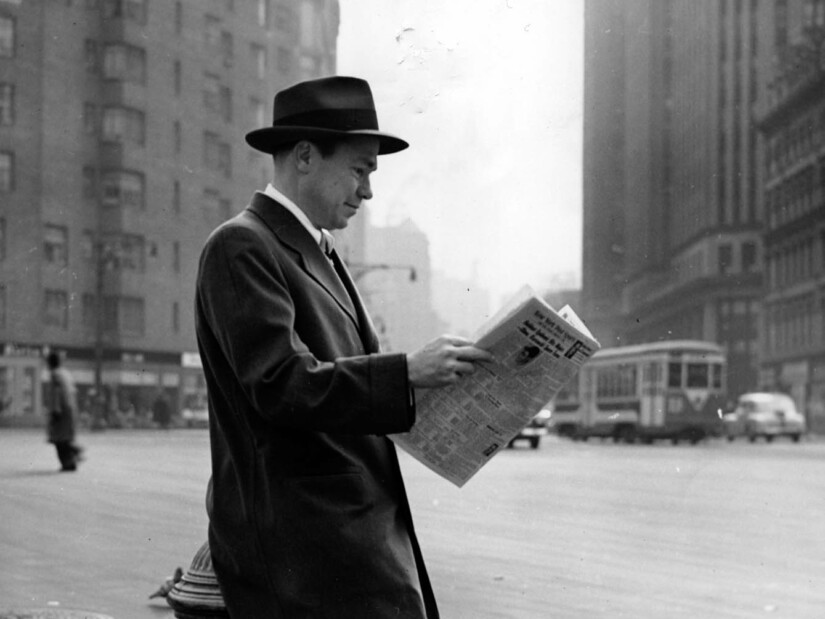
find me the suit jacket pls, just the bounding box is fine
[195,193,439,618]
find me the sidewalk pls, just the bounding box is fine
[0,429,212,619]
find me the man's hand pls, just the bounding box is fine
[407,335,494,389]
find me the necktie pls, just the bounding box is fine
[320,229,335,257]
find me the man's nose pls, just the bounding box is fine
[357,176,373,201]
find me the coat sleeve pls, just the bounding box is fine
[195,222,414,436]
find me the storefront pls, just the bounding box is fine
[0,342,45,420]
[0,342,206,428]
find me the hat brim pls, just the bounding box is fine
[245,126,409,156]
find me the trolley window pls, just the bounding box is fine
[686,363,709,388]
[596,364,637,398]
[711,363,723,389]
[667,362,682,388]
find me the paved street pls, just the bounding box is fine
[1,428,824,618]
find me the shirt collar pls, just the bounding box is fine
[263,183,324,246]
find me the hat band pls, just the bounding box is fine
[274,108,379,132]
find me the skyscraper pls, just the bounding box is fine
[582,0,777,398]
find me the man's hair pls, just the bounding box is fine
[271,138,341,162]
[46,351,61,370]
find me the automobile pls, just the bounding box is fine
[722,392,806,443]
[507,408,551,449]
[181,406,209,428]
[181,393,209,428]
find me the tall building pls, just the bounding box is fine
[362,219,444,354]
[582,0,777,398]
[0,0,339,422]
[758,0,825,431]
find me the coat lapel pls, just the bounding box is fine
[246,193,362,333]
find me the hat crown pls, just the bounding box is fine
[272,76,378,131]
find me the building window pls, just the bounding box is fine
[80,230,95,262]
[0,15,14,58]
[101,170,145,209]
[103,44,146,85]
[742,241,758,272]
[175,1,183,34]
[101,295,144,335]
[43,290,69,329]
[718,243,734,274]
[82,166,97,200]
[172,241,180,273]
[172,301,180,333]
[83,103,98,135]
[203,132,231,178]
[118,234,145,271]
[173,179,181,212]
[44,225,69,267]
[173,120,182,154]
[0,217,6,260]
[258,0,269,28]
[250,97,265,128]
[251,43,266,79]
[203,74,232,122]
[85,39,99,73]
[0,83,14,126]
[102,106,145,145]
[0,151,13,192]
[0,285,5,329]
[174,60,182,96]
[103,0,147,25]
[221,31,234,67]
[204,14,221,50]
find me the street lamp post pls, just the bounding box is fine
[347,262,417,284]
[91,240,119,430]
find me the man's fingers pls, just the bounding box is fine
[453,345,494,363]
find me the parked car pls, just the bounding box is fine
[181,393,209,428]
[508,409,551,449]
[723,392,806,443]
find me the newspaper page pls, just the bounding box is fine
[391,286,600,487]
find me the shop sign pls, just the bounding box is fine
[182,352,203,368]
[2,342,47,359]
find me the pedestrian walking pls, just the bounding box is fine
[45,351,83,472]
[195,75,492,618]
[151,391,172,429]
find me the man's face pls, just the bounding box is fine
[302,136,380,230]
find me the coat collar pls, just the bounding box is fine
[246,192,360,329]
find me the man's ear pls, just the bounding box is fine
[294,141,314,173]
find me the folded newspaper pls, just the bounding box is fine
[391,285,600,487]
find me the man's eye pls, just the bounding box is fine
[353,168,365,178]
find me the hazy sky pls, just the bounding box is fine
[337,0,584,301]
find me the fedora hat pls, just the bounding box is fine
[245,76,409,156]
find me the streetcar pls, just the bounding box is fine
[551,340,726,444]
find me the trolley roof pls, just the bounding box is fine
[591,340,725,361]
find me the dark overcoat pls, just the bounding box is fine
[194,193,439,618]
[46,367,76,444]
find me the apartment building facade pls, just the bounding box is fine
[0,0,339,422]
[758,0,825,432]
